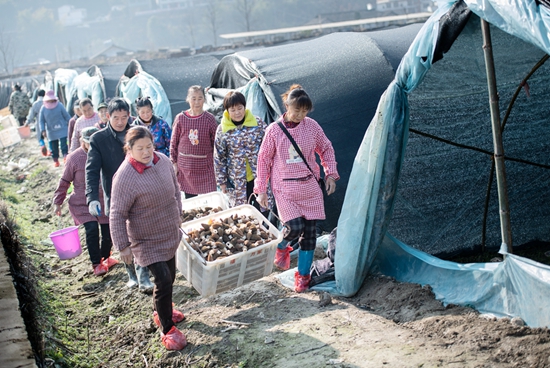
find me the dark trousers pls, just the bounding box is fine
[17,117,26,126]
[49,138,68,161]
[83,222,112,265]
[282,217,317,251]
[148,256,176,334]
[184,193,197,199]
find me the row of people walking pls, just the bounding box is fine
[51,83,339,351]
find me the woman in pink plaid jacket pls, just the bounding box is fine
[255,84,339,293]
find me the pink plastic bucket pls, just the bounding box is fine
[49,226,82,260]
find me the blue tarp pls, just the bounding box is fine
[279,0,550,328]
[371,234,550,328]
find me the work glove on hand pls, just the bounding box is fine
[88,200,101,217]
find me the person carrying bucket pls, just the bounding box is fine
[53,126,118,276]
[85,98,154,293]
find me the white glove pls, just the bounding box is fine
[88,200,101,217]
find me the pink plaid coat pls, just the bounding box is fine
[255,117,339,222]
[170,111,218,195]
[109,153,182,267]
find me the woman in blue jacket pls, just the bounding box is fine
[39,90,71,167]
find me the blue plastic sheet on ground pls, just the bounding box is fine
[370,234,550,328]
[293,0,550,327]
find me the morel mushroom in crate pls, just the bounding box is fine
[177,204,282,297]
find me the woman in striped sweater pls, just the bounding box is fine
[110,126,187,351]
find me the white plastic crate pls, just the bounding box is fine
[176,204,282,297]
[0,115,18,129]
[0,127,21,148]
[181,191,229,212]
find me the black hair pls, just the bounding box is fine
[124,126,153,153]
[108,97,130,115]
[37,89,45,97]
[281,84,313,112]
[135,96,153,110]
[79,97,93,108]
[223,91,246,110]
[14,83,21,91]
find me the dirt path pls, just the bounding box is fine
[1,137,550,368]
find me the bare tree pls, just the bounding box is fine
[204,0,221,46]
[0,27,18,75]
[236,0,261,32]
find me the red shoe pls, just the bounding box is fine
[153,308,185,327]
[274,245,293,270]
[294,271,311,293]
[102,257,119,269]
[93,263,108,276]
[53,161,60,168]
[40,146,48,156]
[63,156,67,164]
[161,326,187,350]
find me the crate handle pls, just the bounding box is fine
[247,193,283,225]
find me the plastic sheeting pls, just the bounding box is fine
[206,77,278,124]
[370,234,550,328]
[206,27,422,230]
[118,67,173,125]
[313,0,550,326]
[68,73,104,111]
[53,68,78,106]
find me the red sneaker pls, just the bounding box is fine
[153,308,185,327]
[63,156,67,164]
[294,271,311,293]
[53,161,60,168]
[274,245,293,270]
[102,257,119,269]
[40,146,48,156]
[93,263,108,276]
[161,326,187,350]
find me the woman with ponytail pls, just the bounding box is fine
[255,84,339,293]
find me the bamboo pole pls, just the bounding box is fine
[481,54,549,250]
[481,18,513,254]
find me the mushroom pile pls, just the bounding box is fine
[181,206,224,223]
[184,213,276,262]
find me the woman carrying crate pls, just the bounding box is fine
[254,84,339,293]
[109,126,187,351]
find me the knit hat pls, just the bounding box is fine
[81,126,99,143]
[44,90,58,102]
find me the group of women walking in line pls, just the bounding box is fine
[51,83,339,351]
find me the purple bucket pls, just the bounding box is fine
[49,226,82,260]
